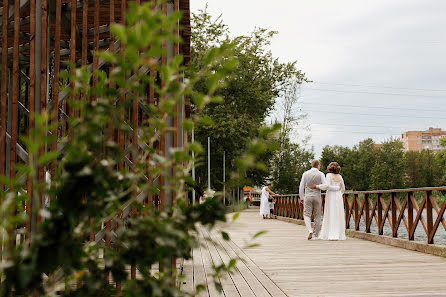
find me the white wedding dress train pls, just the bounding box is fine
[318,173,346,240]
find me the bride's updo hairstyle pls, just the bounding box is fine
[327,162,341,174]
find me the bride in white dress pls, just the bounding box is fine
[312,162,346,240]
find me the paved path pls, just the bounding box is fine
[181,207,446,297]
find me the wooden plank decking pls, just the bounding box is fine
[182,207,446,297]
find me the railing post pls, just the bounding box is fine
[344,193,351,229]
[426,191,433,244]
[322,194,325,215]
[294,196,298,219]
[291,196,295,219]
[391,192,397,238]
[408,192,414,240]
[354,193,360,231]
[300,197,304,219]
[365,194,370,233]
[281,196,285,217]
[293,196,296,219]
[377,193,383,235]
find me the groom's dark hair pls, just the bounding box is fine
[311,160,320,168]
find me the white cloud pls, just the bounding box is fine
[191,0,446,153]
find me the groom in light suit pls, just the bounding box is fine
[299,160,339,240]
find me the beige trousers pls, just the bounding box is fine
[303,195,322,236]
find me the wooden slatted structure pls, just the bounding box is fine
[271,187,446,245]
[0,0,191,279]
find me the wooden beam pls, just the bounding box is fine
[51,0,61,173]
[0,0,8,181]
[92,0,99,101]
[10,0,20,179]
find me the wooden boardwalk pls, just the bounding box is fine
[181,207,446,297]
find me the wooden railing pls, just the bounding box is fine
[272,187,446,245]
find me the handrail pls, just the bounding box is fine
[259,186,446,245]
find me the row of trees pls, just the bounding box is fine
[191,8,309,192]
[320,138,446,191]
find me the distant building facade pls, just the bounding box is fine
[401,128,446,152]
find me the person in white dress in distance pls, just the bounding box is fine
[310,162,346,240]
[260,183,277,219]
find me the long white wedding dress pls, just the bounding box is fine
[318,173,346,240]
[259,186,270,216]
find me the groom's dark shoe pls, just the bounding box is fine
[308,232,313,240]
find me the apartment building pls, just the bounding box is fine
[401,128,446,152]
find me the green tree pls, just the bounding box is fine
[0,3,267,296]
[371,138,405,190]
[320,145,356,188]
[272,139,314,193]
[405,150,424,188]
[349,138,377,190]
[191,8,307,190]
[405,149,443,187]
[435,150,446,186]
[270,80,312,193]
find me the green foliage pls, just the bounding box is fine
[321,139,376,190]
[191,8,307,190]
[320,137,446,191]
[272,139,314,193]
[370,139,406,190]
[0,2,268,296]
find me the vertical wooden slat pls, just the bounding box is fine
[68,0,76,130]
[130,2,138,271]
[117,0,126,171]
[26,0,36,240]
[147,67,155,205]
[171,0,179,207]
[92,0,99,101]
[89,218,95,242]
[365,194,370,233]
[109,0,115,71]
[344,194,350,229]
[408,192,414,240]
[426,191,433,244]
[354,193,359,230]
[38,0,48,217]
[0,0,9,180]
[300,196,304,219]
[391,192,397,237]
[377,193,383,235]
[159,1,167,211]
[40,0,47,115]
[116,1,126,288]
[82,0,88,67]
[10,0,20,179]
[51,0,61,173]
[79,0,87,120]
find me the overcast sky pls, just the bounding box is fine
[190,0,446,157]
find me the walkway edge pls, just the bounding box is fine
[275,216,446,257]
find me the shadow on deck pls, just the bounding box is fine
[181,207,446,297]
